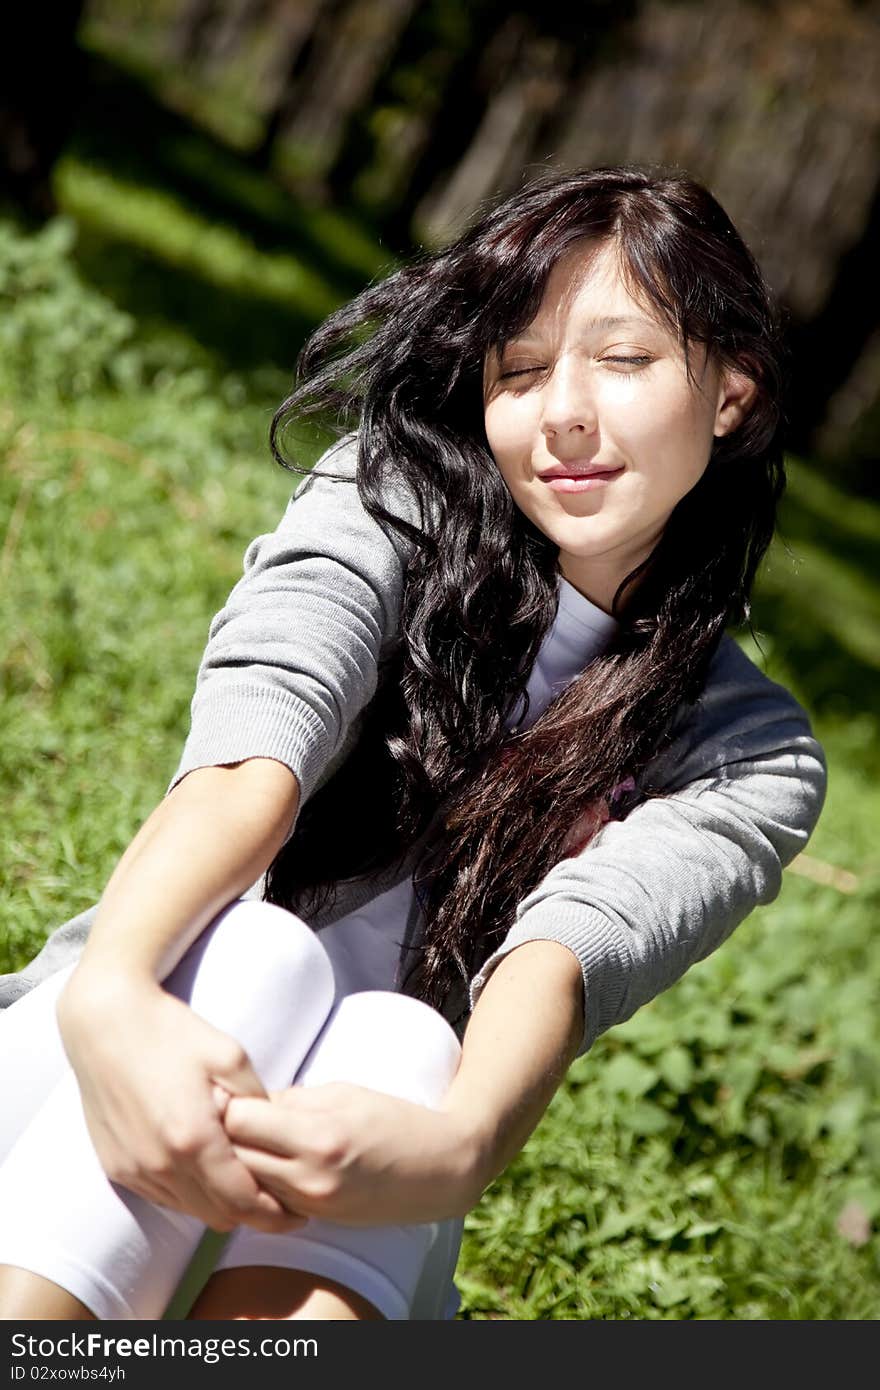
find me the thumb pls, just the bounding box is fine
[210,1039,269,1101]
[211,1084,231,1117]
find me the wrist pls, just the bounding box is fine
[57,958,159,1033]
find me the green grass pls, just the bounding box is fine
[1,106,879,1318]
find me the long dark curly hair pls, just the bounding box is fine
[263,164,788,1024]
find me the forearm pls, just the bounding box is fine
[70,758,300,990]
[439,940,585,1200]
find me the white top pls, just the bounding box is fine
[317,575,618,998]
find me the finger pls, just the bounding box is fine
[101,1143,215,1219]
[146,1173,238,1231]
[125,1128,301,1232]
[114,1175,187,1211]
[231,1143,311,1198]
[223,1191,308,1236]
[134,1182,229,1229]
[128,1170,291,1234]
[189,1123,294,1229]
[212,1084,231,1118]
[123,1107,266,1231]
[237,1186,310,1232]
[140,1090,290,1230]
[223,1097,299,1155]
[210,1040,269,1101]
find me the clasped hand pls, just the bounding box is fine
[220,1082,480,1228]
[58,972,479,1235]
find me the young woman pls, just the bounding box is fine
[0,165,826,1321]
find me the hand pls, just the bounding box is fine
[56,969,307,1235]
[223,1082,483,1227]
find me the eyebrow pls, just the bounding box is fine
[506,315,657,346]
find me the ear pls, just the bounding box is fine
[713,368,758,438]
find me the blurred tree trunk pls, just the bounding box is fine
[199,0,273,69]
[168,0,271,68]
[0,0,86,219]
[414,2,633,247]
[794,167,880,494]
[340,0,509,250]
[414,15,548,245]
[323,0,459,215]
[168,0,219,65]
[251,0,340,168]
[267,0,419,195]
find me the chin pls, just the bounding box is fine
[555,526,621,555]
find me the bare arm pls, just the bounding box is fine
[56,758,307,1234]
[68,758,300,984]
[440,938,584,1199]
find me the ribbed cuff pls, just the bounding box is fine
[468,901,632,1057]
[167,684,332,808]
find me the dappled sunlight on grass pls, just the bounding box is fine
[57,158,344,325]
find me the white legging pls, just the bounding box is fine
[0,900,464,1321]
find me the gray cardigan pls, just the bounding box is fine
[0,435,828,1058]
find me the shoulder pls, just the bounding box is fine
[278,431,360,521]
[695,633,818,749]
[292,431,359,494]
[280,429,427,562]
[642,633,826,795]
[238,429,420,586]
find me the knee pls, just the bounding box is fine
[190,898,335,1012]
[300,991,462,1107]
[347,992,461,1059]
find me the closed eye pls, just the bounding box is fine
[499,355,654,381]
[601,355,654,372]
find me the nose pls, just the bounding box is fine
[540,356,598,443]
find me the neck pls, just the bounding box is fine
[557,558,621,617]
[558,532,661,617]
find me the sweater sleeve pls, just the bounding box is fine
[167,432,417,811]
[467,641,828,1059]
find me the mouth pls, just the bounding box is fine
[538,464,625,492]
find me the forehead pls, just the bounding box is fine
[515,239,666,340]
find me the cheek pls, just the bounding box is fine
[483,397,533,463]
[623,388,715,483]
[482,412,501,474]
[580,372,697,470]
[666,400,718,483]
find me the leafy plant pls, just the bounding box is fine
[0,217,138,400]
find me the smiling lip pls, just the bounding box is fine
[538,465,624,492]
